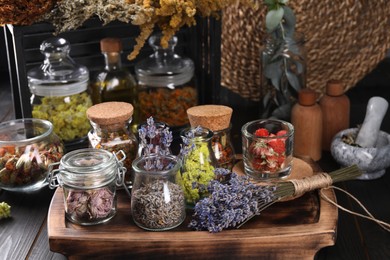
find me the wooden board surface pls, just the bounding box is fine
[47,158,338,259]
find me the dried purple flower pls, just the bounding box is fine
[66,190,90,219]
[138,117,173,170]
[188,173,276,233]
[89,188,115,219]
[179,126,204,158]
[66,188,115,221]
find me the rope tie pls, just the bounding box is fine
[289,172,333,197]
[290,172,390,232]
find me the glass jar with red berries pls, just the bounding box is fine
[241,119,294,180]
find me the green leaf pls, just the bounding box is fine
[263,60,283,90]
[286,69,302,91]
[279,0,289,4]
[282,6,296,37]
[271,103,292,121]
[266,8,284,32]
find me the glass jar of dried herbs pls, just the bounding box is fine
[48,148,127,225]
[178,127,218,208]
[86,102,138,186]
[131,154,185,231]
[28,37,92,150]
[135,33,197,129]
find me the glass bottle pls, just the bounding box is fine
[135,33,197,129]
[261,32,306,121]
[48,148,127,225]
[0,118,64,192]
[131,154,185,231]
[27,37,92,148]
[178,127,218,208]
[89,38,139,130]
[86,102,138,184]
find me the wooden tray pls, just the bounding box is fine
[48,157,338,259]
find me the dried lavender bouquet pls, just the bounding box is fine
[189,165,362,233]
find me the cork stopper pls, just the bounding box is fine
[326,79,344,96]
[187,105,233,131]
[86,102,133,125]
[100,38,122,53]
[298,89,317,106]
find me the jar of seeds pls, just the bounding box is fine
[87,102,138,184]
[131,154,185,231]
[48,148,127,225]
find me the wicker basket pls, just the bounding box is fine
[221,1,390,101]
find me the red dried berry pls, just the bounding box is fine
[254,128,269,137]
[276,130,288,136]
[268,139,285,154]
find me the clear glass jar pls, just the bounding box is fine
[135,34,197,128]
[178,127,217,208]
[27,37,92,147]
[211,124,235,171]
[0,118,64,192]
[87,102,138,184]
[48,148,127,225]
[89,38,139,132]
[131,154,185,231]
[241,119,294,180]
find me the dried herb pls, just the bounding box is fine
[0,141,63,187]
[66,187,115,222]
[138,86,197,127]
[132,180,185,230]
[211,131,235,171]
[32,92,92,142]
[0,0,56,25]
[0,202,11,220]
[189,165,362,232]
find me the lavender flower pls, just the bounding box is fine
[188,173,276,233]
[179,126,204,158]
[138,117,173,171]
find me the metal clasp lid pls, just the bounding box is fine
[47,162,61,189]
[113,150,131,197]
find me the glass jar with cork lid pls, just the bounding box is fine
[135,33,197,129]
[86,102,138,184]
[187,105,236,172]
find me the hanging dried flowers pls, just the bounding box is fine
[1,0,260,60]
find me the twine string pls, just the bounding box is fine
[290,172,390,232]
[320,186,390,232]
[290,172,333,197]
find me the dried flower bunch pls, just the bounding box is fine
[189,165,362,232]
[138,117,173,170]
[0,0,57,25]
[1,0,259,60]
[138,117,172,157]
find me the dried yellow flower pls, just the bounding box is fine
[28,0,260,60]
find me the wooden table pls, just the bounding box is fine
[0,152,389,259]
